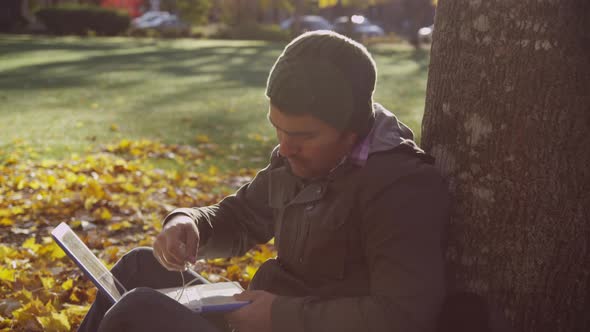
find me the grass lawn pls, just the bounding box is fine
[0,34,430,172]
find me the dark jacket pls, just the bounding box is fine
[165,104,450,332]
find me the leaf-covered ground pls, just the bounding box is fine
[0,139,275,331]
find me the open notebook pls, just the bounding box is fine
[51,222,250,313]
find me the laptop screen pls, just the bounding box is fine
[51,222,123,303]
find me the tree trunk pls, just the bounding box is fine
[422,1,590,331]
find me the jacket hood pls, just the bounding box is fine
[367,103,432,162]
[368,103,414,153]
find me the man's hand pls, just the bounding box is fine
[225,290,277,332]
[152,215,199,271]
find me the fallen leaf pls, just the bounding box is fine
[0,218,13,227]
[37,312,70,332]
[22,237,41,253]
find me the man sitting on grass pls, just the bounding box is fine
[78,30,450,332]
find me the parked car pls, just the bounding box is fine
[130,11,190,37]
[417,24,434,44]
[332,15,385,41]
[279,15,333,35]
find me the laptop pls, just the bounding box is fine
[51,222,250,313]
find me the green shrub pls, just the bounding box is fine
[214,22,290,42]
[36,5,130,36]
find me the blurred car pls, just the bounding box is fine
[332,15,385,41]
[130,11,191,37]
[417,24,433,44]
[280,15,333,35]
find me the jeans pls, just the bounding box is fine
[78,247,228,332]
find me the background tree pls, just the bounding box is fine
[0,0,27,32]
[258,0,294,23]
[215,0,260,25]
[422,1,590,331]
[160,0,211,24]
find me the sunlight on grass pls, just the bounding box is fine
[0,35,429,171]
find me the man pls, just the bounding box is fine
[79,30,449,332]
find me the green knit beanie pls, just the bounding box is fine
[266,30,376,135]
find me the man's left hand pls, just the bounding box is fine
[225,290,277,332]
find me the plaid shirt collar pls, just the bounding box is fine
[346,124,375,167]
[326,124,375,174]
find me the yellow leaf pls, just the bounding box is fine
[44,300,56,312]
[100,208,112,221]
[138,238,153,246]
[10,206,24,215]
[84,197,98,210]
[76,174,87,184]
[225,265,241,280]
[208,165,218,176]
[37,312,71,332]
[65,172,78,185]
[83,180,105,199]
[121,182,138,193]
[0,218,13,226]
[4,153,19,165]
[119,139,131,149]
[246,266,257,280]
[69,291,80,303]
[23,237,41,253]
[142,176,152,186]
[62,303,89,318]
[37,242,66,260]
[0,245,17,260]
[110,124,119,132]
[46,175,57,186]
[248,133,266,142]
[108,221,131,231]
[0,268,15,282]
[21,289,33,301]
[195,134,210,143]
[12,307,39,329]
[51,245,66,260]
[318,0,338,8]
[104,246,120,262]
[40,276,55,289]
[61,279,73,291]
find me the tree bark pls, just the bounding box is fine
[422,1,590,331]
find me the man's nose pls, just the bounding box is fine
[278,135,300,157]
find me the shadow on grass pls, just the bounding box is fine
[0,36,281,94]
[0,36,428,168]
[369,44,430,72]
[0,34,131,54]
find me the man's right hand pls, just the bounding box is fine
[153,215,199,271]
